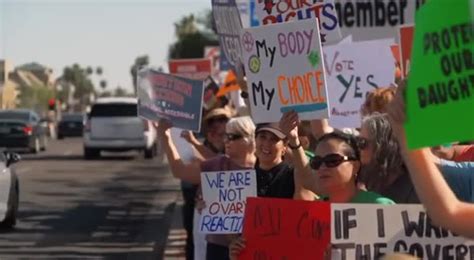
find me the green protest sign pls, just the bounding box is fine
[405,0,474,149]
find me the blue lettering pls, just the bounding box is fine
[205,172,224,189]
[201,215,244,233]
[322,3,338,30]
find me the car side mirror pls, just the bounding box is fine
[5,152,21,167]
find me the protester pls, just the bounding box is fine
[431,144,474,162]
[386,81,474,239]
[357,113,419,203]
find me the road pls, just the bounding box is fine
[0,137,184,259]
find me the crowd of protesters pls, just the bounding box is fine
[155,74,474,259]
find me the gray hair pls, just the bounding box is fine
[226,116,255,146]
[360,113,405,192]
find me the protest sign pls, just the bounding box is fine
[137,69,204,132]
[170,127,195,163]
[405,0,474,149]
[212,0,244,71]
[168,58,212,80]
[240,197,331,260]
[204,46,221,78]
[254,0,342,45]
[398,25,414,79]
[199,169,257,234]
[324,39,395,128]
[334,0,425,41]
[241,18,329,123]
[331,204,474,260]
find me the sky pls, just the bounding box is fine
[0,0,212,93]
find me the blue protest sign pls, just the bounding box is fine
[137,69,203,132]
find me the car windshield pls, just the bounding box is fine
[61,114,83,122]
[0,112,29,121]
[90,103,137,117]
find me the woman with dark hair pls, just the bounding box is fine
[282,111,395,204]
[357,112,419,203]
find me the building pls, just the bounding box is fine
[0,60,20,109]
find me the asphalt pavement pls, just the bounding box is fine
[0,137,186,260]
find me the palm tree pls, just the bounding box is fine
[100,80,107,91]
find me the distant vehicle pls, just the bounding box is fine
[83,97,158,159]
[57,113,84,139]
[0,150,20,228]
[0,109,48,153]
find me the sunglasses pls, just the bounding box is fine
[224,133,243,142]
[310,153,358,170]
[356,137,370,150]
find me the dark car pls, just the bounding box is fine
[57,113,84,139]
[0,109,48,153]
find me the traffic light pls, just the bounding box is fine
[48,98,56,111]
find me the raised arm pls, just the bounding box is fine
[157,120,202,184]
[387,83,474,238]
[310,119,334,140]
[180,130,218,160]
[280,111,317,201]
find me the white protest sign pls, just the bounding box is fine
[334,0,423,41]
[324,39,395,128]
[199,169,257,234]
[254,0,342,45]
[331,204,474,260]
[170,128,195,163]
[241,18,329,123]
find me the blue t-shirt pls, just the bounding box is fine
[440,159,474,202]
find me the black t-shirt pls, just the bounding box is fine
[256,162,295,199]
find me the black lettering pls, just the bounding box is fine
[356,2,372,27]
[354,76,363,98]
[252,81,265,106]
[387,0,398,26]
[264,88,275,111]
[399,0,408,23]
[366,75,378,89]
[374,0,385,26]
[256,40,269,58]
[459,77,471,98]
[377,209,385,238]
[435,82,448,104]
[442,245,455,260]
[356,244,371,260]
[402,211,425,237]
[394,240,408,253]
[335,210,342,239]
[464,49,474,70]
[374,243,387,259]
[449,80,460,101]
[342,208,357,239]
[428,84,439,105]
[441,28,452,50]
[425,217,442,238]
[426,244,441,260]
[455,245,468,259]
[441,55,452,76]
[431,32,442,54]
[333,243,355,260]
[418,87,428,108]
[409,243,424,258]
[344,3,355,27]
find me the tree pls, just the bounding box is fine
[114,86,128,97]
[60,64,96,108]
[96,67,103,75]
[168,11,218,60]
[17,83,54,113]
[86,66,93,75]
[100,80,107,91]
[130,55,149,94]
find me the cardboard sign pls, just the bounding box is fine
[324,39,395,128]
[240,198,331,260]
[241,18,329,123]
[212,0,244,70]
[203,76,220,110]
[334,0,424,41]
[137,69,204,132]
[331,204,474,260]
[399,25,414,79]
[168,58,212,80]
[199,170,257,234]
[254,0,342,45]
[405,0,474,149]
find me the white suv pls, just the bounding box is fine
[83,97,157,159]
